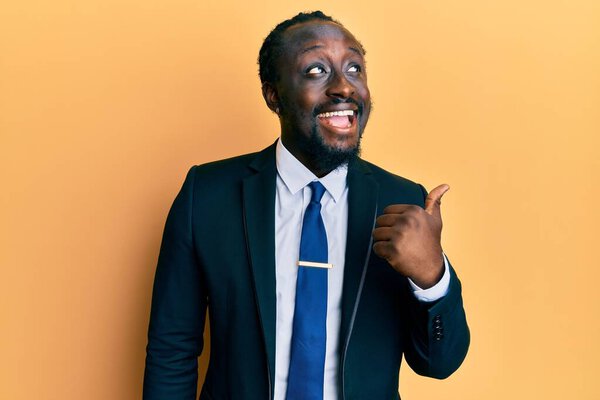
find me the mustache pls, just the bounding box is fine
[313,98,363,116]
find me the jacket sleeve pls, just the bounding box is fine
[143,166,208,399]
[400,184,470,379]
[401,263,470,379]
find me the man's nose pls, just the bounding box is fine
[325,71,355,100]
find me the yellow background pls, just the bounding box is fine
[1,0,599,398]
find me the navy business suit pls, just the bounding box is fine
[143,142,470,399]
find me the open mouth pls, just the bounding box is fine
[316,109,356,129]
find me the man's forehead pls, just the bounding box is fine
[282,21,362,53]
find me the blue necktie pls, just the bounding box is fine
[286,181,328,400]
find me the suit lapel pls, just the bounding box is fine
[339,158,379,356]
[242,144,278,389]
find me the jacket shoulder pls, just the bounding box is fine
[193,151,260,180]
[184,142,275,186]
[357,159,427,206]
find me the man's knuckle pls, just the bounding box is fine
[406,205,420,213]
[382,205,395,214]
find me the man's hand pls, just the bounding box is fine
[372,184,449,289]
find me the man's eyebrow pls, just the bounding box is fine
[348,46,363,56]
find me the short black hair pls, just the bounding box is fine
[258,11,363,84]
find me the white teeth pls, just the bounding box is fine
[317,110,355,118]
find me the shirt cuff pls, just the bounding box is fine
[408,254,451,302]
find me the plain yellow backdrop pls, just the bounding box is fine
[1,0,599,399]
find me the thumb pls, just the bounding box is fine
[424,184,450,216]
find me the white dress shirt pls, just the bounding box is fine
[273,139,450,399]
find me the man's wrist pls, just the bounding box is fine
[409,254,451,302]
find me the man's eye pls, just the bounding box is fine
[306,66,326,75]
[347,65,361,73]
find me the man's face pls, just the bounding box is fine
[268,21,372,174]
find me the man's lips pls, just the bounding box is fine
[316,109,357,129]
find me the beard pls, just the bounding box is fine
[296,121,362,173]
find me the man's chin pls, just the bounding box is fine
[302,129,361,173]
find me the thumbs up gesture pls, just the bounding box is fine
[372,184,449,289]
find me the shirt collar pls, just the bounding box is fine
[276,138,348,203]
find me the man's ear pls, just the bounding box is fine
[262,82,280,114]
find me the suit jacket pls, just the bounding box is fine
[143,142,470,400]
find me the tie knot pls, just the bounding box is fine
[308,181,326,204]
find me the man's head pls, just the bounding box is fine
[258,11,372,176]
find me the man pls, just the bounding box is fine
[143,11,469,400]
